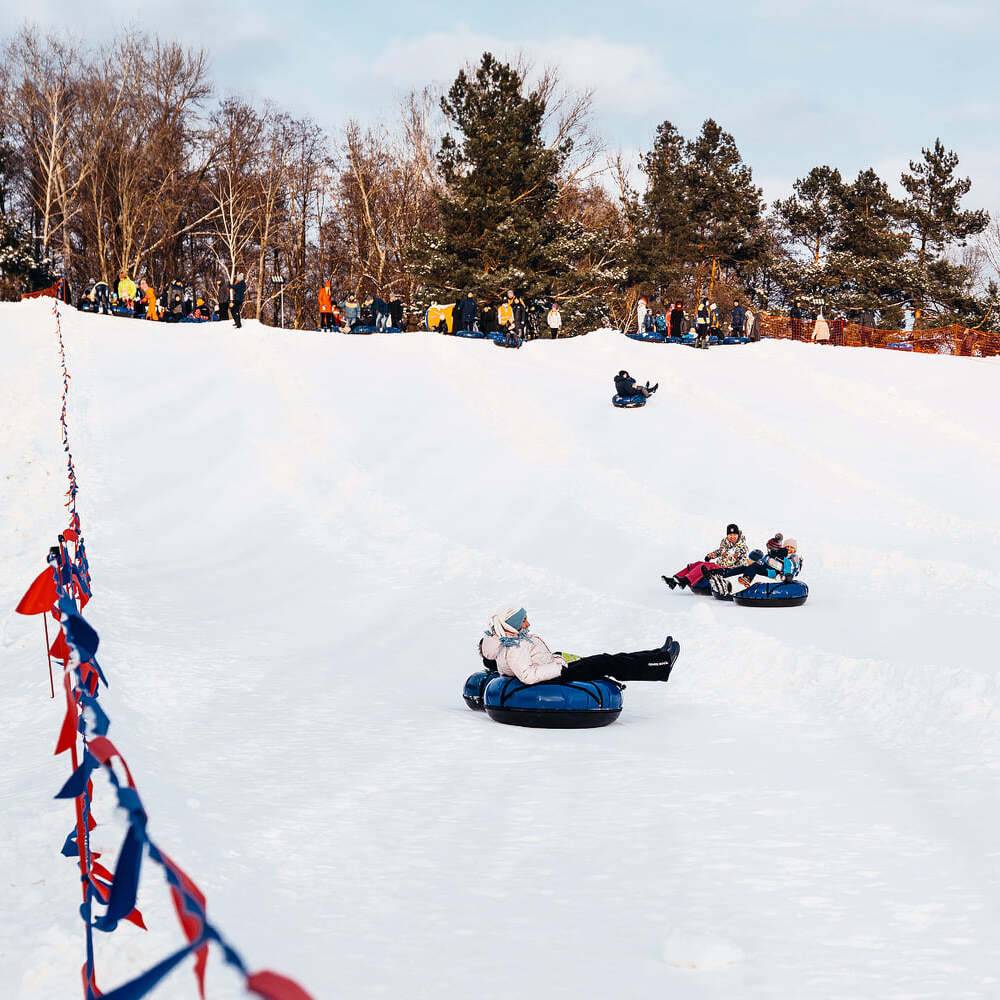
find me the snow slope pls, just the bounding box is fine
[2,299,999,999]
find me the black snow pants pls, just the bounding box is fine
[561,643,679,682]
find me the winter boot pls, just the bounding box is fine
[662,574,677,590]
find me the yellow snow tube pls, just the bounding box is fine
[426,303,455,333]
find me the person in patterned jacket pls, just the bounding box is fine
[663,524,750,590]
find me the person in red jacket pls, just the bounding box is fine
[318,281,334,331]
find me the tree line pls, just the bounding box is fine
[1,30,996,332]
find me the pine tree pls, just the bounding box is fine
[417,53,563,303]
[900,140,989,321]
[774,166,844,262]
[632,119,766,295]
[0,211,43,299]
[413,53,622,331]
[683,120,767,279]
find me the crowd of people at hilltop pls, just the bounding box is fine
[51,269,895,350]
[71,272,247,327]
[634,295,759,346]
[316,282,564,343]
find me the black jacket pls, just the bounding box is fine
[456,295,477,329]
[512,298,528,333]
[479,305,498,333]
[231,280,247,306]
[614,374,638,396]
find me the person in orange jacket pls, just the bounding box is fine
[139,278,159,320]
[318,281,334,331]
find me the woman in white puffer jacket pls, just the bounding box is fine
[479,607,680,686]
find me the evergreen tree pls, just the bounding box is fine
[900,140,989,321]
[414,53,621,330]
[0,211,43,299]
[632,119,766,295]
[632,121,692,286]
[773,166,844,262]
[683,119,767,275]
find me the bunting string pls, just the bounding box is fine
[16,300,314,1000]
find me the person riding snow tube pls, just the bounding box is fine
[483,674,624,728]
[474,607,679,727]
[706,537,808,606]
[613,370,657,408]
[662,524,749,593]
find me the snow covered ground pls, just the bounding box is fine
[2,299,999,999]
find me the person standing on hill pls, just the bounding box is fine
[636,295,649,334]
[812,311,831,343]
[512,291,530,341]
[546,302,562,337]
[455,291,478,332]
[318,281,334,331]
[731,300,746,337]
[117,271,137,311]
[217,277,230,322]
[140,278,158,320]
[669,301,685,337]
[695,297,711,349]
[92,279,111,315]
[230,273,246,329]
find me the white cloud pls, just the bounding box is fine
[326,28,683,121]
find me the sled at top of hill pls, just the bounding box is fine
[625,331,750,346]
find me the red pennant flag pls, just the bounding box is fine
[161,852,209,999]
[63,528,78,542]
[88,737,136,789]
[16,567,57,616]
[50,626,71,662]
[124,907,147,931]
[246,971,315,1000]
[91,860,114,882]
[55,698,77,755]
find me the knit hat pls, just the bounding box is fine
[783,537,798,550]
[726,523,740,535]
[490,606,527,637]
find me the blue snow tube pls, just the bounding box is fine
[483,675,623,728]
[463,669,498,711]
[452,328,493,339]
[625,331,668,344]
[733,580,809,607]
[720,336,750,345]
[612,393,647,408]
[493,333,522,348]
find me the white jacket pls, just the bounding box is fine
[636,300,648,332]
[480,632,566,685]
[812,317,831,342]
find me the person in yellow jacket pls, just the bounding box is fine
[139,278,158,320]
[497,295,514,330]
[117,270,137,310]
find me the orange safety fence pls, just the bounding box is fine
[757,313,1000,358]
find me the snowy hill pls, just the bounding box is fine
[2,299,999,999]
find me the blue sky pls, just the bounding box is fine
[5,0,999,209]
